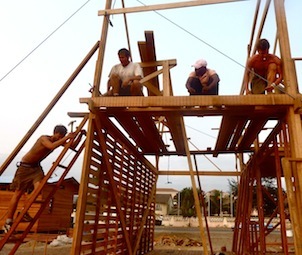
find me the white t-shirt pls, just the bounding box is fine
[108,62,143,82]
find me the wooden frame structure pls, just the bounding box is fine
[72,0,302,254]
[1,0,302,254]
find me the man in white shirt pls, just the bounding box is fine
[106,48,144,96]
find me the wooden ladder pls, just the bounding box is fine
[0,115,88,254]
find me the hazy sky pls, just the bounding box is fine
[0,0,301,192]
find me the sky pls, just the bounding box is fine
[0,0,301,192]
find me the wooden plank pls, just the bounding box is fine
[214,116,238,153]
[96,114,158,173]
[72,113,96,253]
[98,0,246,16]
[229,118,249,150]
[82,94,294,108]
[113,112,158,153]
[135,114,167,153]
[237,118,268,150]
[178,117,209,255]
[165,114,186,154]
[138,31,160,96]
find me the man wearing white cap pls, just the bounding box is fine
[185,59,220,95]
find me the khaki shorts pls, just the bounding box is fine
[10,164,44,191]
[251,76,266,94]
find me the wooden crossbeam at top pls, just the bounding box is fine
[98,0,247,16]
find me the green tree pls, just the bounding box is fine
[178,187,203,217]
[261,177,280,217]
[228,178,239,216]
[228,177,286,217]
[208,189,221,216]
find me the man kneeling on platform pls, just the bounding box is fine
[105,48,144,96]
[185,58,220,95]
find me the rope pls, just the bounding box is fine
[136,0,296,99]
[186,125,216,139]
[135,0,247,72]
[0,0,92,84]
[188,140,223,172]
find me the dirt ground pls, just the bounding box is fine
[0,227,289,255]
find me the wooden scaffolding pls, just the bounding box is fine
[1,0,302,254]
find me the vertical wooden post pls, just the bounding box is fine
[274,0,302,253]
[274,139,289,255]
[71,113,95,255]
[162,61,172,96]
[180,117,208,255]
[255,168,266,253]
[92,0,113,96]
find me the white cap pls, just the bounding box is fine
[192,59,207,69]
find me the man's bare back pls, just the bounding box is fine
[21,133,72,164]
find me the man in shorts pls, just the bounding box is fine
[2,125,74,233]
[106,48,144,96]
[244,38,283,94]
[185,58,220,95]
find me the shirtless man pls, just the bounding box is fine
[244,38,283,94]
[186,59,220,95]
[3,125,74,233]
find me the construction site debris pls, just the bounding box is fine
[154,234,202,247]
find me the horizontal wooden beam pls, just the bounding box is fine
[68,112,89,118]
[139,59,176,68]
[158,170,240,176]
[81,95,294,108]
[98,0,246,16]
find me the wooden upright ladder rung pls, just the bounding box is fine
[57,164,67,169]
[69,147,78,153]
[33,199,45,204]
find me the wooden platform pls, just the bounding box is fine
[80,94,292,156]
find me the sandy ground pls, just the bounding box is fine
[0,227,289,255]
[0,241,72,255]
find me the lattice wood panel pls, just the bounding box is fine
[73,114,157,255]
